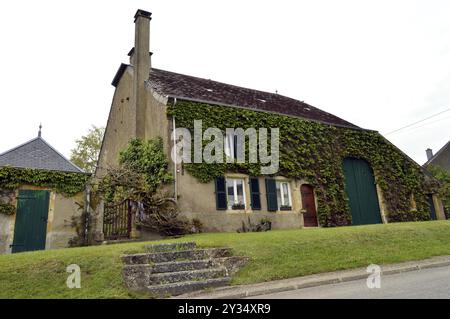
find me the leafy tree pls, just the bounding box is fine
[428,165,450,214]
[70,126,105,173]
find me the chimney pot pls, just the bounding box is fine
[134,9,152,22]
[426,148,433,160]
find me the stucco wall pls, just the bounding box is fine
[0,186,84,254]
[145,88,171,146]
[96,67,136,178]
[176,172,318,232]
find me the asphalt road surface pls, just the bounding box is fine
[248,265,450,299]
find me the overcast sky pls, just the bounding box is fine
[0,0,449,164]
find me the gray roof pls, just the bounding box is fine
[424,139,450,169]
[112,64,361,129]
[0,137,84,173]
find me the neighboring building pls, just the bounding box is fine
[0,127,88,254]
[424,141,450,171]
[96,10,445,238]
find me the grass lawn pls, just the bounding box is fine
[1,221,450,298]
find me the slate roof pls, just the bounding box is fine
[112,64,360,129]
[150,68,359,129]
[424,140,450,168]
[0,136,84,173]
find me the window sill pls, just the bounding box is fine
[279,206,292,211]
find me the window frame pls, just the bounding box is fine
[276,180,292,210]
[226,177,246,210]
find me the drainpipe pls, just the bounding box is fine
[84,187,91,245]
[172,98,178,202]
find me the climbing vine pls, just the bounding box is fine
[96,138,201,236]
[0,166,89,197]
[168,100,431,226]
[0,203,15,215]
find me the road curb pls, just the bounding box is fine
[174,255,450,299]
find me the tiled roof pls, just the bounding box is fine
[148,68,360,129]
[0,137,84,173]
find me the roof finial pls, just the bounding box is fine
[38,123,42,138]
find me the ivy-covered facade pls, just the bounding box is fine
[0,132,89,254]
[169,100,444,228]
[97,10,446,236]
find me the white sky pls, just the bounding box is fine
[0,0,449,164]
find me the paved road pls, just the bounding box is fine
[247,265,450,299]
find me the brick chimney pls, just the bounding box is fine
[426,148,433,160]
[133,9,152,138]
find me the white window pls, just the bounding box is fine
[224,132,235,159]
[276,181,292,210]
[226,178,246,209]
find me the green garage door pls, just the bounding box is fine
[11,190,49,253]
[343,158,382,225]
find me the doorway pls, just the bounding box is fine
[11,190,49,253]
[343,158,382,225]
[301,184,318,227]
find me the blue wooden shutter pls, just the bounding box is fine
[265,178,278,211]
[215,177,227,210]
[249,177,261,210]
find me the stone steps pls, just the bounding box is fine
[152,259,215,273]
[145,242,196,252]
[122,247,231,264]
[149,267,227,285]
[146,277,232,297]
[122,242,248,297]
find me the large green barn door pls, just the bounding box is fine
[343,158,382,225]
[11,190,49,253]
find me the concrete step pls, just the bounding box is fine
[147,277,231,297]
[152,259,215,273]
[149,267,227,285]
[145,242,196,252]
[122,248,232,265]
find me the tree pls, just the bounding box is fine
[95,138,201,236]
[70,126,105,173]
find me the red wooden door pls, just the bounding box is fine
[301,185,318,227]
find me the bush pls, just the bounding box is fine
[237,217,272,233]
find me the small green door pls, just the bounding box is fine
[427,194,437,220]
[12,190,49,253]
[343,158,382,225]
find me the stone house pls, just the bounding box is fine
[424,141,450,171]
[96,10,445,237]
[0,128,88,253]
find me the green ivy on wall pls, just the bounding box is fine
[0,166,89,197]
[168,100,431,226]
[0,203,15,215]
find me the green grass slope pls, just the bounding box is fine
[1,221,450,298]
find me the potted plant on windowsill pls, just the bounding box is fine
[231,203,246,210]
[280,205,292,211]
